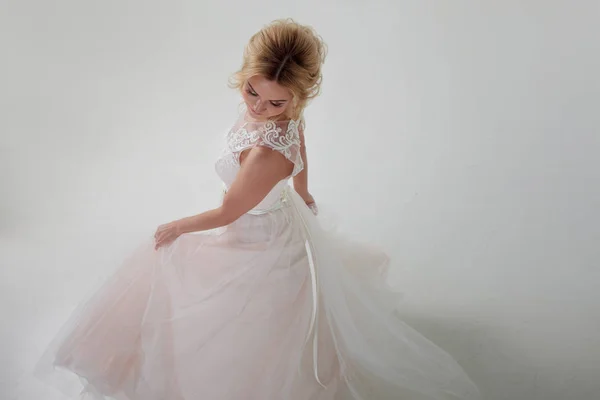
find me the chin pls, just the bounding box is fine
[248,108,264,119]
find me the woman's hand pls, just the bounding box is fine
[303,194,318,216]
[154,220,182,250]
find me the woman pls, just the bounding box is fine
[36,18,481,400]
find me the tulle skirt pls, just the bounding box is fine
[35,189,481,400]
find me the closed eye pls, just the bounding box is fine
[246,83,286,107]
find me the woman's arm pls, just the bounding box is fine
[154,147,292,249]
[293,128,314,204]
[181,148,292,232]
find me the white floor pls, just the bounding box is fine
[2,1,600,399]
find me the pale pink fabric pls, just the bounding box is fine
[35,112,481,400]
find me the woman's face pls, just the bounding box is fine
[242,75,293,121]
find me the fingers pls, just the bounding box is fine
[155,237,170,250]
[155,234,170,249]
[154,228,165,249]
[154,230,162,249]
[154,227,178,250]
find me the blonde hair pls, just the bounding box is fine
[230,19,327,120]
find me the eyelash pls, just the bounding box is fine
[246,88,284,107]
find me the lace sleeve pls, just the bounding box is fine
[228,118,305,176]
[257,119,304,176]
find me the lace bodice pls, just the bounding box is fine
[215,112,305,213]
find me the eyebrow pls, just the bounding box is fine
[248,82,288,103]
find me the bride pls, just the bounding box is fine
[35,18,481,400]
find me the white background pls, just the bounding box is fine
[1,1,599,399]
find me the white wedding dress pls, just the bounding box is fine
[35,110,481,400]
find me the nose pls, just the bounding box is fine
[254,99,266,112]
